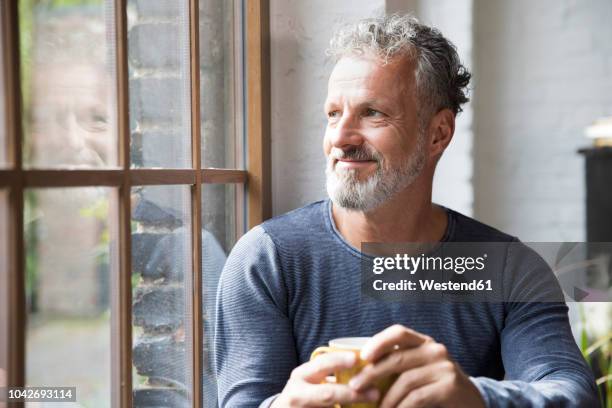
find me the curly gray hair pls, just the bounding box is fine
[327,14,471,121]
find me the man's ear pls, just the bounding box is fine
[428,108,455,157]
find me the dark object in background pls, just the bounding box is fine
[579,147,612,242]
[578,147,612,291]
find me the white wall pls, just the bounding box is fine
[387,0,474,216]
[270,0,385,216]
[473,0,612,241]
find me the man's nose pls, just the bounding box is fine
[329,113,364,148]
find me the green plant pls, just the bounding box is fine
[23,190,40,311]
[79,196,110,266]
[579,304,612,407]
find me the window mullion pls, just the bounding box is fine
[2,0,25,401]
[111,0,133,407]
[189,0,203,407]
[246,0,271,228]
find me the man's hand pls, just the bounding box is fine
[348,325,486,408]
[271,351,380,407]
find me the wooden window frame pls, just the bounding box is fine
[0,0,270,407]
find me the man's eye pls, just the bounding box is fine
[328,110,341,119]
[364,108,383,117]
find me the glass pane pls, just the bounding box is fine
[19,1,118,168]
[202,184,238,253]
[131,185,192,407]
[25,187,113,407]
[127,1,192,168]
[199,0,244,169]
[201,183,239,407]
[0,190,8,390]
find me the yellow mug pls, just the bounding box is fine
[310,337,397,408]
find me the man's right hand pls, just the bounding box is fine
[270,351,380,407]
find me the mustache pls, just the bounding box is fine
[330,146,381,162]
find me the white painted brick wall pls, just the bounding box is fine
[473,0,612,241]
[270,0,385,216]
[387,0,474,216]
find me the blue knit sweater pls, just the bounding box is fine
[214,200,598,407]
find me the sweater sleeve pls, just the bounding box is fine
[471,242,599,407]
[214,226,297,408]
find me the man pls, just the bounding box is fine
[215,14,598,408]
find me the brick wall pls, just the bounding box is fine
[473,0,612,241]
[128,1,191,402]
[128,0,231,406]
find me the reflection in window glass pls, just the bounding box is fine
[131,185,192,407]
[127,0,192,168]
[0,190,8,389]
[201,183,238,407]
[199,0,244,169]
[203,184,238,253]
[25,188,113,407]
[19,0,117,168]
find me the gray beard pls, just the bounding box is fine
[325,141,426,212]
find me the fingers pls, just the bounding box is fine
[293,351,357,383]
[379,361,450,408]
[396,381,446,408]
[288,383,380,407]
[360,324,431,362]
[280,352,381,407]
[350,341,448,391]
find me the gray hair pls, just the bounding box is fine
[327,14,471,121]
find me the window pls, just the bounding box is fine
[0,0,270,407]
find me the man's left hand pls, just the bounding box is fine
[348,324,486,408]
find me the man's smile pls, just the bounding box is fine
[335,158,377,170]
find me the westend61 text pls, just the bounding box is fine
[373,279,493,292]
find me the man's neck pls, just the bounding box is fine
[331,189,449,249]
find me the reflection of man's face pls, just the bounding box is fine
[34,63,111,166]
[30,10,113,168]
[323,55,427,211]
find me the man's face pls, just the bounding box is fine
[323,55,428,211]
